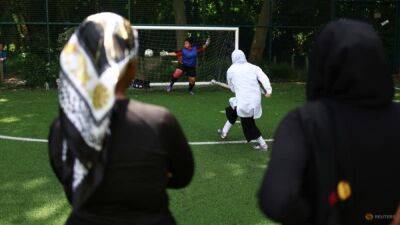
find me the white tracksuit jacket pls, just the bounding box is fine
[227,50,272,119]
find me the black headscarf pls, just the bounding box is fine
[307,19,394,107]
[303,19,396,224]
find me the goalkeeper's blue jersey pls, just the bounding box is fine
[176,46,204,68]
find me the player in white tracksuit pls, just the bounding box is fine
[218,50,272,150]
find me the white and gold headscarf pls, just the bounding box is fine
[57,12,138,208]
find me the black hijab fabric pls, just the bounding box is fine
[307,19,394,107]
[259,19,400,225]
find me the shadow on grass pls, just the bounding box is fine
[0,86,303,225]
[168,145,278,225]
[0,141,277,225]
[0,90,58,138]
[0,141,70,225]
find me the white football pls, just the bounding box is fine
[144,49,153,57]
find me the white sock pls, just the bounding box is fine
[257,136,266,146]
[222,121,233,134]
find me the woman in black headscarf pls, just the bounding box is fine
[48,13,194,225]
[258,19,400,225]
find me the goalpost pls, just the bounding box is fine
[132,25,239,88]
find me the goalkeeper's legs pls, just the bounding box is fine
[188,76,196,95]
[185,67,197,95]
[167,69,183,92]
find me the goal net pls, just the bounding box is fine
[132,26,238,87]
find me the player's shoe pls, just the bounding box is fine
[166,86,172,92]
[253,143,268,151]
[189,91,195,95]
[217,129,227,139]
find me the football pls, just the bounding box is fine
[144,49,153,57]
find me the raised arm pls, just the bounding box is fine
[160,111,194,189]
[167,52,177,57]
[256,66,272,96]
[160,50,182,57]
[201,37,210,50]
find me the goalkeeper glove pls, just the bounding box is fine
[160,50,168,57]
[205,38,210,47]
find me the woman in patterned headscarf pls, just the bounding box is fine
[48,13,194,225]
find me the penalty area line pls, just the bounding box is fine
[190,139,273,146]
[0,135,48,143]
[0,134,273,146]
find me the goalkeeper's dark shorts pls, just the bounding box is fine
[177,64,196,77]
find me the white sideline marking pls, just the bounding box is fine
[0,134,273,145]
[0,135,48,143]
[190,139,273,146]
[150,81,210,87]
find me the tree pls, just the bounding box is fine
[173,0,187,49]
[249,0,269,62]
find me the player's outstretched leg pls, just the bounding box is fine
[241,118,268,151]
[167,69,183,92]
[188,76,196,95]
[253,136,268,151]
[218,106,237,139]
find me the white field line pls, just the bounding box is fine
[190,139,273,146]
[150,81,210,87]
[0,134,273,146]
[0,135,48,143]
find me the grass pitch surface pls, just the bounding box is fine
[0,83,305,225]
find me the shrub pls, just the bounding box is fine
[57,27,75,51]
[48,60,60,88]
[261,62,306,82]
[4,53,26,78]
[22,54,58,88]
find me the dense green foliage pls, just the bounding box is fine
[0,1,399,87]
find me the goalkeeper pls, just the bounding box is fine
[160,37,210,95]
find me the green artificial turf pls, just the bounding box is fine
[0,83,305,225]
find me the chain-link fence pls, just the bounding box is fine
[0,0,399,86]
[334,0,400,73]
[266,0,400,76]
